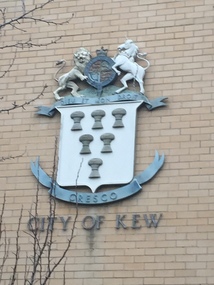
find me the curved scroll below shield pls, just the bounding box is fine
[31,151,164,205]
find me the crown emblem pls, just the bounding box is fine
[96,47,108,56]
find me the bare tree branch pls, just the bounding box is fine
[21,0,26,14]
[0,151,25,162]
[0,0,73,81]
[0,195,10,282]
[0,36,62,50]
[0,1,78,283]
[0,50,17,78]
[0,0,73,32]
[10,208,23,285]
[0,142,80,284]
[0,85,47,114]
[0,8,6,27]
[0,0,53,30]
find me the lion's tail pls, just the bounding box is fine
[54,59,66,82]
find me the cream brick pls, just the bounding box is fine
[0,0,214,284]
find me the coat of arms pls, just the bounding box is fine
[31,40,167,205]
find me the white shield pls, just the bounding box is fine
[56,101,143,193]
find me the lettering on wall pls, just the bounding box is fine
[27,214,162,232]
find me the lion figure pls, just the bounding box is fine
[53,47,91,100]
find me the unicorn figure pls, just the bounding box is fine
[112,39,150,94]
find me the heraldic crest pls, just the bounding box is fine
[31,39,167,205]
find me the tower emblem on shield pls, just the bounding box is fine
[31,41,167,205]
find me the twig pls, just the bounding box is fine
[0,85,47,114]
[0,0,53,30]
[21,0,26,14]
[10,207,23,285]
[0,49,17,78]
[0,151,25,163]
[0,194,10,282]
[0,0,73,31]
[0,36,62,50]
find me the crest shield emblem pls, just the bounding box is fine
[56,101,143,192]
[31,41,166,204]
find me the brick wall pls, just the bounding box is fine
[0,0,213,284]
